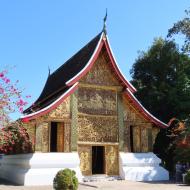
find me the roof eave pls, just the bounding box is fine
[124,88,168,128]
[21,82,79,122]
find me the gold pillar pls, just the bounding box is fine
[117,92,124,151]
[71,91,78,151]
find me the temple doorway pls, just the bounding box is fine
[130,125,134,152]
[50,122,64,152]
[92,146,105,174]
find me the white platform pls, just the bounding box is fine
[119,152,169,181]
[0,153,82,186]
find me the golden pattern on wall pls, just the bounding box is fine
[133,126,141,152]
[78,115,118,142]
[78,87,117,115]
[64,121,71,152]
[141,127,148,152]
[80,50,121,86]
[152,127,160,146]
[78,145,92,176]
[105,145,119,175]
[48,96,70,119]
[123,123,131,152]
[35,122,49,152]
[22,122,36,150]
[123,96,147,124]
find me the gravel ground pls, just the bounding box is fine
[0,179,190,190]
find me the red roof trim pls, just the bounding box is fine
[124,88,168,128]
[21,82,79,122]
[103,37,136,93]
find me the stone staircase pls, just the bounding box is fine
[83,175,121,182]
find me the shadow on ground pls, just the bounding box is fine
[0,178,19,186]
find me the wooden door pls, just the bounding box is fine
[57,123,64,152]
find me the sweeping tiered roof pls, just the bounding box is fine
[21,30,168,128]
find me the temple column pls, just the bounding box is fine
[117,92,124,151]
[70,90,78,151]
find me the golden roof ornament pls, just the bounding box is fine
[103,9,107,35]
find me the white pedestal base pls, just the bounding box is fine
[119,152,169,181]
[0,153,82,186]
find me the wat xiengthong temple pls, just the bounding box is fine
[0,27,169,185]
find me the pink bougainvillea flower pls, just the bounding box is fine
[0,73,4,78]
[5,79,10,84]
[26,95,31,98]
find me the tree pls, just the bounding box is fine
[168,9,190,53]
[174,117,190,163]
[0,69,30,128]
[130,38,190,123]
[153,118,184,175]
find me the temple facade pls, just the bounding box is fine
[20,31,168,177]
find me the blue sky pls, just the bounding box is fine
[0,1,189,119]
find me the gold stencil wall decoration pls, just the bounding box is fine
[80,50,121,86]
[123,123,131,152]
[105,145,119,175]
[64,121,71,152]
[48,96,70,119]
[133,126,141,152]
[152,127,160,147]
[78,115,118,143]
[141,127,148,152]
[35,122,49,152]
[78,145,92,176]
[78,87,117,115]
[22,122,36,150]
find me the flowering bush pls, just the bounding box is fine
[174,117,190,162]
[0,124,33,154]
[0,68,30,128]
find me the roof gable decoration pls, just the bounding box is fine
[65,32,137,93]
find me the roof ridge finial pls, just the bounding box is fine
[48,66,51,77]
[103,8,107,35]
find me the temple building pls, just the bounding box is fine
[19,28,168,177]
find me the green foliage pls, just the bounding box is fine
[0,124,33,154]
[185,170,190,184]
[53,169,78,190]
[130,38,190,123]
[168,9,190,53]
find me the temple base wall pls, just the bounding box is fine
[119,152,169,181]
[0,152,169,186]
[0,153,82,186]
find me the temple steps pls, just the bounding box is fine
[83,175,121,182]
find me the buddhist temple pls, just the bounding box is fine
[0,21,169,185]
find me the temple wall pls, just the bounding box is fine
[123,96,157,152]
[22,96,71,152]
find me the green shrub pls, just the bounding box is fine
[53,169,78,190]
[185,170,190,185]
